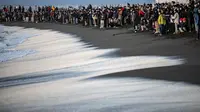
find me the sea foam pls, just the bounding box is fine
[0,25,41,62]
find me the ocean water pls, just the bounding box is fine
[0,24,185,78]
[0,25,44,62]
[1,24,200,112]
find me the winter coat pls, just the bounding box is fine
[130,11,136,23]
[158,14,166,25]
[172,12,179,24]
[194,8,199,25]
[134,11,140,25]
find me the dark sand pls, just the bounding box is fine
[2,22,200,84]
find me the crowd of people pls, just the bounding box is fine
[1,0,200,40]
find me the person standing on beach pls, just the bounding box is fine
[100,11,105,29]
[82,10,87,26]
[153,7,159,34]
[196,4,200,40]
[22,6,25,13]
[130,9,136,31]
[9,5,13,13]
[194,4,199,33]
[134,9,140,32]
[139,7,147,32]
[4,7,9,22]
[61,11,65,24]
[92,10,97,27]
[25,12,29,22]
[31,11,34,22]
[118,8,123,26]
[171,9,180,34]
[96,9,101,27]
[88,9,93,26]
[158,10,166,36]
[34,11,39,23]
[50,10,55,22]
[187,6,194,32]
[104,9,109,28]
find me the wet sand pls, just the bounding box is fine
[0,22,200,112]
[2,22,200,84]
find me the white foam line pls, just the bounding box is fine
[65,56,184,72]
[0,25,184,78]
[14,47,98,62]
[0,78,199,112]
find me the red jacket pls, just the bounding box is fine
[121,7,125,11]
[48,7,51,12]
[139,10,145,17]
[4,8,8,12]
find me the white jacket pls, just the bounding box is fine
[172,12,179,24]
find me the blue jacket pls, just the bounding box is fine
[194,8,199,25]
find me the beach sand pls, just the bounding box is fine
[0,22,200,112]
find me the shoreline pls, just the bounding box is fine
[1,22,200,85]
